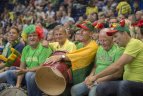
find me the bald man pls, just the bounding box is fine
[71,28,124,96]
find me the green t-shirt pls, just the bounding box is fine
[21,43,52,69]
[75,42,84,49]
[123,38,143,82]
[95,44,123,74]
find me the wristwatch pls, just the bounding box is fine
[61,55,66,59]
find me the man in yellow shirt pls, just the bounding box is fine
[93,25,143,96]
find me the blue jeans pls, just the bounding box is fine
[6,70,42,96]
[118,80,143,96]
[71,82,97,96]
[0,71,7,82]
[0,66,16,83]
[96,80,143,96]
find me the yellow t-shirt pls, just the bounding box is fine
[9,12,15,21]
[116,1,131,15]
[49,39,76,53]
[86,6,98,16]
[123,38,143,82]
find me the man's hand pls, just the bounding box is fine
[84,76,91,85]
[45,55,62,65]
[15,67,28,75]
[84,76,94,86]
[84,75,98,89]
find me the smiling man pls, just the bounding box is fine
[71,28,123,96]
[5,25,52,96]
[94,25,143,96]
[46,21,98,85]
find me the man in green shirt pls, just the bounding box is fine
[71,28,123,96]
[5,25,52,96]
[95,25,143,96]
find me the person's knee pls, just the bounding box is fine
[25,72,34,81]
[6,70,15,77]
[96,82,112,96]
[71,83,88,96]
[96,83,108,93]
[96,81,120,96]
[89,86,97,96]
[25,72,36,85]
[119,81,130,90]
[71,85,80,96]
[118,81,131,92]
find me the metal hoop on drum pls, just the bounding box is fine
[35,51,72,96]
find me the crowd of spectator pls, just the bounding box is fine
[0,0,143,96]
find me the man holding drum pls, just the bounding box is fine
[5,25,52,96]
[46,21,98,85]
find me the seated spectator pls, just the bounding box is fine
[95,24,143,96]
[135,20,143,41]
[46,3,55,18]
[55,11,63,23]
[46,22,98,85]
[61,11,75,25]
[86,0,98,16]
[87,13,97,23]
[0,26,25,82]
[102,0,117,15]
[116,0,131,16]
[92,31,99,44]
[128,14,138,38]
[5,25,53,96]
[135,11,143,22]
[108,17,118,28]
[117,14,126,21]
[43,26,76,53]
[46,29,54,43]
[74,30,83,49]
[71,28,123,96]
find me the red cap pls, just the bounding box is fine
[106,29,118,36]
